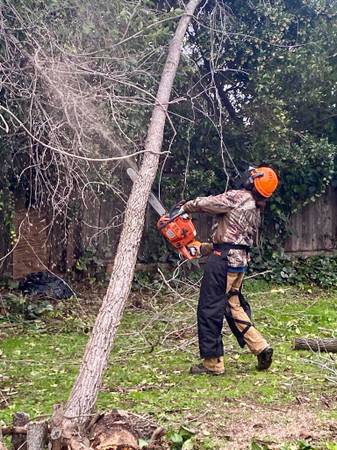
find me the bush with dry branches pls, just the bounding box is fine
[0,1,182,260]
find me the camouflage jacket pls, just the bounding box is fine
[183,189,261,267]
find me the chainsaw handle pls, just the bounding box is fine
[179,241,201,260]
[157,208,186,230]
[170,208,185,220]
[168,200,186,218]
[179,246,194,260]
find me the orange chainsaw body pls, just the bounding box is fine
[157,214,200,260]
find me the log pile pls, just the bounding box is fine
[0,411,166,450]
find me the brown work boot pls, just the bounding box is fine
[190,357,224,375]
[257,346,273,370]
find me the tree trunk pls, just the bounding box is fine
[294,337,337,353]
[62,0,201,424]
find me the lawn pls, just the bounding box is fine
[1,278,337,449]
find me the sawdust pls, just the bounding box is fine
[196,398,337,449]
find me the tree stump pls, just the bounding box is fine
[294,338,337,353]
[27,421,48,450]
[12,413,29,450]
[2,409,166,450]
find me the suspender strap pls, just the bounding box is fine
[226,290,253,337]
[227,289,240,298]
[233,319,252,336]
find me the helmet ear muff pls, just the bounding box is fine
[243,166,259,190]
[251,171,264,181]
[243,176,253,190]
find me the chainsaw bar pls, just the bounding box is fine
[126,168,166,216]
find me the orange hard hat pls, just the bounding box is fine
[250,166,279,198]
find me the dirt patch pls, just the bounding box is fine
[193,400,337,449]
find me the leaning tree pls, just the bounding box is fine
[1,1,201,449]
[3,0,337,448]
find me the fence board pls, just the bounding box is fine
[13,210,48,279]
[285,187,337,254]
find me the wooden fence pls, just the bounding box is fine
[284,187,337,255]
[5,186,337,279]
[78,185,337,258]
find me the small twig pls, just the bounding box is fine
[146,427,166,449]
[245,269,273,279]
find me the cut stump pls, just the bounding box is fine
[2,409,165,450]
[12,413,30,450]
[27,421,48,450]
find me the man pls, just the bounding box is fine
[181,166,279,375]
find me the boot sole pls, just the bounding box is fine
[257,347,273,371]
[190,368,224,376]
[190,371,225,376]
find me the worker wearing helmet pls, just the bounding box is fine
[181,166,279,375]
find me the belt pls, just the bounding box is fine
[213,243,250,252]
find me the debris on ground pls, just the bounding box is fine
[19,272,74,300]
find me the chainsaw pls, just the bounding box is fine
[127,168,201,260]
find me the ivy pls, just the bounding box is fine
[250,252,337,289]
[265,136,337,246]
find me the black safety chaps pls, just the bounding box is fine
[198,249,252,358]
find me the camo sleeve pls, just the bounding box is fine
[183,192,236,215]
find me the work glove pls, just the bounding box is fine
[200,242,213,256]
[187,242,213,258]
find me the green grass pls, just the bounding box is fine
[1,280,337,449]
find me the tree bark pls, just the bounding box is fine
[62,0,201,424]
[27,421,48,450]
[294,337,337,353]
[12,413,29,450]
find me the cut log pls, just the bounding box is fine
[88,410,159,450]
[1,427,27,436]
[27,421,48,450]
[294,337,337,353]
[12,413,29,450]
